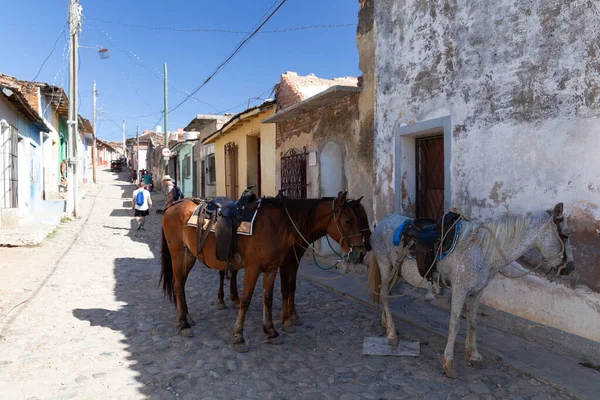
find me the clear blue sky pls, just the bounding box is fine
[1,0,359,142]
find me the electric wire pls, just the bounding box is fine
[87,17,354,34]
[154,0,287,127]
[32,25,67,82]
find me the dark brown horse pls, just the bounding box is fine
[160,192,367,351]
[215,197,372,332]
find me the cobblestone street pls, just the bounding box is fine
[0,171,574,400]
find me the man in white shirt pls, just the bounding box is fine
[132,182,153,230]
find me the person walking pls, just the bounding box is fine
[142,170,152,191]
[132,181,152,230]
[162,175,175,211]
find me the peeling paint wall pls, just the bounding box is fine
[275,93,373,222]
[366,0,600,341]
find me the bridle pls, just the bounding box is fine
[331,199,369,255]
[549,214,570,274]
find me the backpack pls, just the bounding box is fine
[135,190,145,206]
[173,185,183,201]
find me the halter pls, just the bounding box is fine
[496,213,570,279]
[282,198,367,263]
[549,215,570,274]
[331,198,368,256]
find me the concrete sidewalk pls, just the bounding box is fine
[298,259,600,400]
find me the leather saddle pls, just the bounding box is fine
[402,212,462,282]
[196,190,258,273]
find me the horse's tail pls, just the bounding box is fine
[367,251,381,305]
[160,229,175,303]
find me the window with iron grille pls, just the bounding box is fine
[0,123,18,208]
[280,147,307,199]
[206,153,216,185]
[184,155,191,178]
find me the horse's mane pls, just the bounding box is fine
[459,213,533,261]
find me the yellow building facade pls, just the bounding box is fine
[203,101,276,198]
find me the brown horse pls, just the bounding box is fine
[214,197,372,331]
[160,192,367,351]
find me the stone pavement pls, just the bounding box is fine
[0,170,576,399]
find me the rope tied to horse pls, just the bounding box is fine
[372,209,468,300]
[473,216,567,279]
[283,200,353,268]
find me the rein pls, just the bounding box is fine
[283,199,364,267]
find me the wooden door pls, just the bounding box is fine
[224,142,238,199]
[416,135,444,220]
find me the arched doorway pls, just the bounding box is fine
[319,141,343,256]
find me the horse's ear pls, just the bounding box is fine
[356,196,364,203]
[553,203,564,218]
[335,191,347,208]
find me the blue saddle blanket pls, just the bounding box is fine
[392,219,462,261]
[392,219,412,246]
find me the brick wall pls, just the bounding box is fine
[277,72,358,110]
[276,93,358,147]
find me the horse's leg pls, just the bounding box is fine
[442,286,469,378]
[173,249,195,337]
[262,269,281,345]
[182,251,196,326]
[230,269,240,309]
[232,266,261,353]
[217,271,226,310]
[288,257,303,326]
[465,290,485,369]
[379,265,398,346]
[279,263,295,333]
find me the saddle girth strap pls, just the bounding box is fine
[197,213,216,256]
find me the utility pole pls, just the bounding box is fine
[163,63,169,175]
[92,80,97,184]
[122,120,126,162]
[136,126,140,184]
[66,0,81,217]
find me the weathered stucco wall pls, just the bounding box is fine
[275,93,374,221]
[369,0,600,341]
[357,0,376,225]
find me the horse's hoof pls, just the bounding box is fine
[292,318,305,326]
[233,343,248,353]
[387,337,399,347]
[179,328,194,338]
[468,358,485,369]
[282,325,296,334]
[216,303,226,310]
[442,359,457,379]
[232,302,241,309]
[268,337,283,345]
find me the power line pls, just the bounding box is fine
[87,16,354,34]
[157,0,287,126]
[216,86,276,114]
[85,22,220,114]
[32,25,67,82]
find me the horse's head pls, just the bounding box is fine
[538,203,575,275]
[347,196,372,252]
[328,191,368,264]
